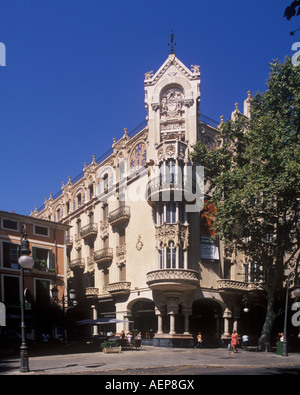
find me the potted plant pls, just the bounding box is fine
[100,340,122,354]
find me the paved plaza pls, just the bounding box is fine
[1,346,300,375]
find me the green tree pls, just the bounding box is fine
[191,57,300,351]
[284,0,300,20]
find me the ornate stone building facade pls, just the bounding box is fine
[32,53,262,347]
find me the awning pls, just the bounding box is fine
[75,318,133,325]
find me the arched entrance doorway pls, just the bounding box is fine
[239,304,265,347]
[190,299,223,347]
[131,299,156,339]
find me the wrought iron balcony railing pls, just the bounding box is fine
[146,269,199,291]
[94,248,113,265]
[80,223,98,238]
[108,206,130,226]
[104,281,131,295]
[69,258,85,270]
[146,175,197,204]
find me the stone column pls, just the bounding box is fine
[222,308,232,337]
[91,305,98,337]
[233,306,240,333]
[182,307,192,335]
[155,308,164,335]
[166,296,179,335]
[124,315,132,333]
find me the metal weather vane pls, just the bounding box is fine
[168,29,176,54]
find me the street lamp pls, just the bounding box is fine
[51,284,73,343]
[242,295,249,313]
[294,280,300,299]
[282,273,300,357]
[19,225,34,373]
[69,289,77,306]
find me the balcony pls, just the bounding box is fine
[108,206,130,226]
[69,258,85,271]
[80,223,98,239]
[146,269,199,291]
[84,287,99,298]
[94,248,113,265]
[217,280,264,293]
[65,235,73,247]
[146,175,197,205]
[104,281,131,296]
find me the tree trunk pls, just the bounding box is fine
[258,291,276,351]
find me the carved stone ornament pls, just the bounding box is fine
[144,70,154,80]
[116,243,126,266]
[156,223,189,249]
[151,103,160,111]
[100,220,109,239]
[184,99,194,107]
[157,148,164,161]
[166,144,175,157]
[136,234,144,251]
[191,65,200,74]
[161,88,184,118]
[178,145,186,160]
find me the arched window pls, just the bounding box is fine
[73,188,85,211]
[166,159,175,184]
[167,241,176,269]
[129,142,147,173]
[166,202,176,224]
[157,205,164,225]
[97,167,114,195]
[158,242,164,269]
[77,193,82,207]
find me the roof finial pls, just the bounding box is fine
[168,29,176,54]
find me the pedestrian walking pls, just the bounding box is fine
[276,332,284,355]
[195,332,203,349]
[231,330,238,354]
[242,334,249,349]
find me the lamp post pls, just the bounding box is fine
[50,285,77,342]
[51,285,76,306]
[69,289,77,306]
[282,273,300,357]
[18,225,34,373]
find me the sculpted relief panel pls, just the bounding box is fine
[161,88,184,119]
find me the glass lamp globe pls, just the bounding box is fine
[18,255,34,269]
[69,289,76,300]
[294,281,300,298]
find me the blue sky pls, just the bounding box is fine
[0,0,298,215]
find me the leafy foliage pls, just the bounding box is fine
[284,0,300,20]
[191,57,300,350]
[100,340,119,349]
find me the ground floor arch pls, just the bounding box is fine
[130,298,157,338]
[190,299,223,347]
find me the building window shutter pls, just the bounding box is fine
[49,250,55,271]
[31,247,36,265]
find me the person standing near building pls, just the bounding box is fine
[195,332,203,349]
[242,334,249,349]
[231,330,238,354]
[127,331,132,346]
[135,331,142,350]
